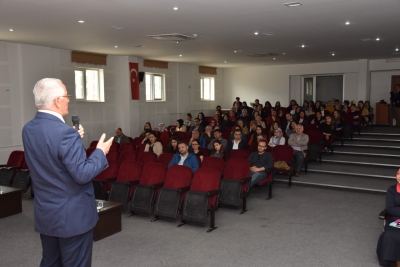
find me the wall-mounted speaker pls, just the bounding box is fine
[139,72,144,83]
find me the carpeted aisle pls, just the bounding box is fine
[0,184,388,267]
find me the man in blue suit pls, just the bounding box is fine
[22,78,113,267]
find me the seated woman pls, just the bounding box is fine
[269,121,280,138]
[297,110,308,125]
[285,121,297,136]
[156,123,170,142]
[350,104,360,125]
[201,125,213,144]
[248,125,267,149]
[268,128,285,147]
[184,113,194,128]
[220,113,232,129]
[365,101,374,122]
[277,109,285,122]
[311,111,325,129]
[197,112,208,128]
[248,120,258,136]
[210,140,226,161]
[191,139,204,162]
[229,109,237,124]
[313,101,321,113]
[144,132,163,157]
[165,136,180,154]
[319,115,335,151]
[252,111,259,121]
[377,169,400,267]
[332,110,345,137]
[140,122,152,137]
[255,115,266,129]
[305,106,315,117]
[236,119,249,135]
[171,119,187,133]
[359,101,369,125]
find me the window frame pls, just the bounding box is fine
[74,67,105,102]
[145,72,166,102]
[200,76,215,101]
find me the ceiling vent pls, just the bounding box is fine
[247,53,279,57]
[387,57,400,63]
[147,33,196,42]
[360,38,371,42]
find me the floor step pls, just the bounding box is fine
[335,143,400,149]
[351,138,400,142]
[321,158,400,167]
[305,161,397,177]
[331,146,400,156]
[333,151,400,158]
[304,169,392,179]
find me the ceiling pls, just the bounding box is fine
[0,0,399,68]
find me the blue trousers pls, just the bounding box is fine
[40,229,93,267]
[249,171,268,188]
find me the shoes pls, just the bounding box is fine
[295,172,300,177]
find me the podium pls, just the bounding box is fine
[375,103,389,125]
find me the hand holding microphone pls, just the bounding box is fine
[72,115,84,138]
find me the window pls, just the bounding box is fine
[145,73,165,101]
[74,68,105,102]
[200,77,215,101]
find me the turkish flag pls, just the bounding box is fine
[129,62,139,100]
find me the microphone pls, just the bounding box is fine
[72,115,80,131]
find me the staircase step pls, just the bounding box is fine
[333,151,400,158]
[335,143,400,149]
[305,161,397,177]
[351,138,400,142]
[321,154,400,166]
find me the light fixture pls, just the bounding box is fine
[273,58,276,60]
[234,50,243,53]
[179,54,182,57]
[332,53,335,56]
[224,61,227,63]
[376,37,380,41]
[301,44,305,48]
[282,52,286,55]
[114,46,118,48]
[254,32,259,35]
[284,2,302,7]
[396,48,399,52]
[176,41,179,44]
[173,7,179,10]
[9,29,14,32]
[78,20,85,23]
[345,21,350,25]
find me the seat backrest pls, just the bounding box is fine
[303,124,317,133]
[139,162,167,185]
[95,159,120,179]
[128,137,134,143]
[191,168,221,206]
[204,116,213,123]
[342,113,354,124]
[6,150,24,168]
[173,131,187,140]
[164,165,192,189]
[138,152,158,165]
[119,150,138,163]
[201,157,225,175]
[221,127,233,134]
[273,146,293,163]
[110,142,120,151]
[307,114,316,124]
[120,142,135,152]
[86,147,96,158]
[132,137,144,146]
[221,133,230,141]
[158,153,174,167]
[307,130,323,144]
[89,140,99,147]
[229,149,251,160]
[117,160,142,182]
[137,143,146,153]
[186,132,192,139]
[106,150,119,161]
[224,158,250,180]
[199,147,209,156]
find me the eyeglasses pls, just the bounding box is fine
[58,95,72,100]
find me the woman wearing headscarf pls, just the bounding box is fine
[156,123,170,142]
[268,128,285,147]
[171,119,187,133]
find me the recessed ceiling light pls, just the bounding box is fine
[273,58,276,60]
[234,50,243,53]
[254,32,259,35]
[224,61,227,63]
[111,26,124,30]
[345,21,350,25]
[173,7,179,10]
[284,2,302,7]
[114,46,118,48]
[332,53,335,56]
[78,20,85,23]
[376,37,380,41]
[9,29,14,32]
[282,52,286,55]
[396,48,399,52]
[301,44,305,48]
[179,54,182,57]
[176,41,179,44]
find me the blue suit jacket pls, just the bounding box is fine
[22,112,108,238]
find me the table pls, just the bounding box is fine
[0,186,23,219]
[94,200,123,241]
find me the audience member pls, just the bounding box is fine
[249,120,257,136]
[197,112,208,128]
[390,84,400,127]
[314,101,321,113]
[282,113,293,132]
[220,113,232,129]
[311,111,325,129]
[320,105,329,117]
[297,110,308,125]
[183,113,194,128]
[306,106,315,117]
[165,136,180,154]
[236,119,249,134]
[350,104,360,125]
[302,101,309,111]
[325,101,335,114]
[210,140,226,161]
[168,142,199,173]
[269,121,280,137]
[286,121,297,136]
[140,122,152,137]
[239,108,251,122]
[266,109,280,126]
[229,109,237,123]
[171,119,187,133]
[232,97,242,108]
[189,117,205,133]
[191,139,204,162]
[209,119,218,130]
[141,130,153,144]
[207,129,228,150]
[319,115,335,151]
[247,139,274,188]
[188,130,206,149]
[268,128,285,147]
[156,123,170,142]
[113,127,130,144]
[255,115,266,129]
[227,129,247,152]
[201,125,213,143]
[343,100,350,114]
[144,132,163,157]
[288,124,309,177]
[332,110,344,136]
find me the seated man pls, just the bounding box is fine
[189,117,205,134]
[247,139,274,188]
[288,124,309,177]
[113,127,130,144]
[282,113,293,132]
[238,108,251,122]
[168,142,199,173]
[227,129,247,152]
[188,130,206,149]
[207,129,228,150]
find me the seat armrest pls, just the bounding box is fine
[266,167,274,172]
[379,209,388,220]
[102,177,117,183]
[151,182,164,189]
[206,189,220,196]
[239,177,251,183]
[0,164,6,168]
[177,186,191,192]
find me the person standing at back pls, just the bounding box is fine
[22,78,113,267]
[391,84,400,127]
